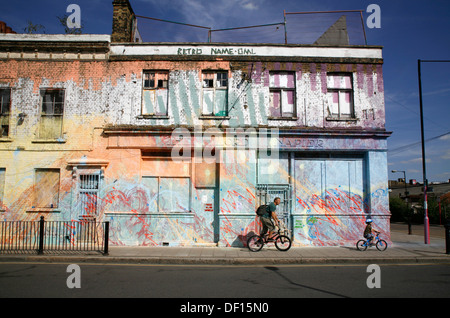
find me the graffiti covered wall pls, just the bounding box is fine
[0,38,390,247]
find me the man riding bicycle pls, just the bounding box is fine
[259,197,281,240]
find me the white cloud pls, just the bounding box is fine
[241,0,259,10]
[136,0,267,29]
[441,149,450,160]
[399,157,431,165]
[423,86,450,97]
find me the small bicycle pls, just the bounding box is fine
[247,229,292,252]
[356,231,388,251]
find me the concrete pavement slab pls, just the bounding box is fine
[0,223,449,265]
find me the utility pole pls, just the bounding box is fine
[417,59,429,244]
[417,59,450,244]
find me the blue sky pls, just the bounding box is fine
[1,0,449,183]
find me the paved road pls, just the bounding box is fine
[1,262,449,299]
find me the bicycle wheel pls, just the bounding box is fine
[275,235,291,251]
[247,235,264,252]
[356,240,367,251]
[376,239,388,251]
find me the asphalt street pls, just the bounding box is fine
[0,262,449,298]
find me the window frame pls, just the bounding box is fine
[326,73,356,120]
[0,168,5,211]
[141,70,169,117]
[268,71,297,119]
[140,152,192,214]
[31,168,61,211]
[78,172,101,218]
[142,175,191,213]
[37,88,65,140]
[0,88,11,138]
[201,71,229,117]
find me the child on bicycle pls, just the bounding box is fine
[363,219,379,245]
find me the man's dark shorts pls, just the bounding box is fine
[261,216,275,232]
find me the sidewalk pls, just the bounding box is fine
[1,223,449,265]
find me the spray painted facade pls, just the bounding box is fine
[0,32,391,247]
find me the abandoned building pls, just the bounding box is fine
[0,0,391,247]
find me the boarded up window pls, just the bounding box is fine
[269,72,295,118]
[142,176,190,213]
[195,161,216,188]
[0,89,11,137]
[202,71,228,116]
[326,73,354,118]
[39,89,64,139]
[34,169,60,208]
[159,177,190,212]
[294,158,364,214]
[142,71,169,116]
[141,157,190,177]
[141,153,191,213]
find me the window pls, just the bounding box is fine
[142,177,190,213]
[141,152,191,213]
[326,73,354,119]
[0,168,5,209]
[0,89,11,138]
[34,169,60,209]
[195,161,216,188]
[79,173,100,218]
[294,157,364,214]
[269,72,296,118]
[38,89,64,139]
[202,71,228,117]
[142,71,169,116]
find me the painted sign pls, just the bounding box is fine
[177,47,257,56]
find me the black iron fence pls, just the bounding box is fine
[0,216,109,254]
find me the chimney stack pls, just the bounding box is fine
[0,21,16,34]
[111,0,136,42]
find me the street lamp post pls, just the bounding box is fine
[392,170,411,234]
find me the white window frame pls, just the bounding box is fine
[201,71,228,117]
[78,172,101,219]
[269,71,296,118]
[141,71,169,117]
[326,73,355,120]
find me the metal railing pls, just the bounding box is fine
[0,216,109,255]
[135,10,368,45]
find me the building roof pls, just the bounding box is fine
[0,33,383,63]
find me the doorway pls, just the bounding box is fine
[256,184,292,236]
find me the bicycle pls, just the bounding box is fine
[356,231,388,251]
[247,229,292,252]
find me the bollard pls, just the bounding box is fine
[103,221,109,255]
[38,216,45,255]
[445,219,450,255]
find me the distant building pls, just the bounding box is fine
[389,179,450,215]
[0,0,391,247]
